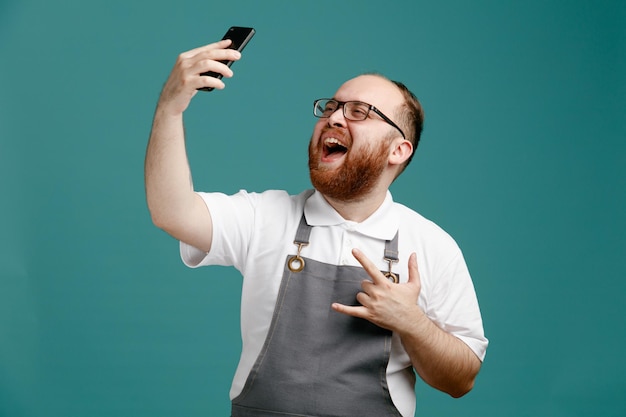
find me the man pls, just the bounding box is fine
[145,38,488,417]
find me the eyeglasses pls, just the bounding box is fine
[313,98,405,139]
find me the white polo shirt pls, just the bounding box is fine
[181,189,488,417]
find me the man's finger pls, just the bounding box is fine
[351,248,388,285]
[182,39,233,59]
[331,302,368,319]
[407,252,421,285]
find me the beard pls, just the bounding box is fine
[308,135,390,202]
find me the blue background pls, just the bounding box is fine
[1,1,625,416]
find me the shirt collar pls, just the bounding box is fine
[304,189,399,240]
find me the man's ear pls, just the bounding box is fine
[389,138,413,167]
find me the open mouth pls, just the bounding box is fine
[322,137,348,162]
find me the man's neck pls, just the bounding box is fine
[321,188,388,223]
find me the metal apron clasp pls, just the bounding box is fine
[288,242,308,273]
[383,257,399,283]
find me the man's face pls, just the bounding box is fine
[308,75,405,201]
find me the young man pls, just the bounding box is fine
[145,39,488,417]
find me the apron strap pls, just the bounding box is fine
[288,215,312,273]
[294,214,312,245]
[384,232,400,283]
[384,231,399,262]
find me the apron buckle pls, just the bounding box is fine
[288,242,308,273]
[384,258,399,283]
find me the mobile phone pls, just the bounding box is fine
[198,26,256,91]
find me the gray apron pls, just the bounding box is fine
[231,215,406,417]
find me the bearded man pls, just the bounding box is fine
[145,38,488,417]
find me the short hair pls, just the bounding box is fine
[390,79,424,169]
[362,73,424,174]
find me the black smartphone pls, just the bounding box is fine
[198,26,256,91]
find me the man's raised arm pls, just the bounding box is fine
[144,40,241,252]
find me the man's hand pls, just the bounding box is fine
[332,248,482,397]
[331,249,424,333]
[157,39,242,116]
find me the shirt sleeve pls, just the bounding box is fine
[180,190,257,272]
[426,250,488,361]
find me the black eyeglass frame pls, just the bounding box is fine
[313,98,406,139]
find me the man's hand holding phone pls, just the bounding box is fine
[199,26,255,91]
[156,26,254,116]
[156,40,242,116]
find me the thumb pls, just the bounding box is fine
[408,253,421,285]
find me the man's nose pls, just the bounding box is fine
[327,106,347,128]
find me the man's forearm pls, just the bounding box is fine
[144,109,195,230]
[399,309,482,398]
